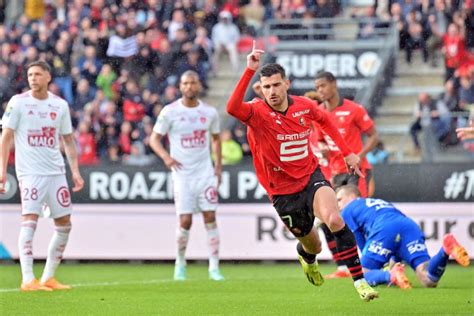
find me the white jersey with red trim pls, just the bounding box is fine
[2,91,73,177]
[153,99,220,178]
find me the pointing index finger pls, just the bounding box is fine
[252,40,256,52]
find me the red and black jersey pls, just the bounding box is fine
[227,68,353,197]
[319,99,374,174]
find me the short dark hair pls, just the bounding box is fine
[315,71,336,82]
[27,60,51,73]
[180,70,200,82]
[259,63,286,79]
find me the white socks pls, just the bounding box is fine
[40,225,71,283]
[206,222,220,271]
[176,227,190,267]
[18,221,37,284]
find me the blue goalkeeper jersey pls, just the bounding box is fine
[341,198,407,248]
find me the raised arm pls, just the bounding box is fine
[62,134,84,192]
[226,41,264,121]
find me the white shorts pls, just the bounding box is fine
[18,174,73,219]
[173,175,218,215]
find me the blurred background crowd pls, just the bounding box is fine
[0,0,473,166]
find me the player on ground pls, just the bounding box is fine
[336,185,470,289]
[314,72,379,279]
[226,42,379,301]
[150,71,224,281]
[0,61,84,292]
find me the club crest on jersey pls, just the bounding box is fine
[299,117,305,126]
[200,117,206,124]
[50,112,57,120]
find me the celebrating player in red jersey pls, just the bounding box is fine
[314,71,379,279]
[226,42,378,301]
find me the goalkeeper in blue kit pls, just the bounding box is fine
[335,185,470,289]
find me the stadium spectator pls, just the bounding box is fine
[227,44,379,301]
[0,61,84,291]
[211,10,240,74]
[51,39,74,104]
[336,185,470,289]
[438,79,460,112]
[123,141,155,166]
[366,141,389,165]
[96,64,117,100]
[220,129,243,165]
[77,121,98,165]
[443,23,466,81]
[427,0,450,67]
[150,71,224,281]
[410,92,451,151]
[404,9,428,64]
[240,0,265,36]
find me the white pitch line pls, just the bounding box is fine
[0,278,175,293]
[0,275,302,293]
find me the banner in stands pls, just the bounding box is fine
[1,162,473,203]
[0,203,472,260]
[274,49,381,98]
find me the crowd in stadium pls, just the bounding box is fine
[0,0,473,165]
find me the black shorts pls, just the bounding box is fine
[271,167,332,237]
[332,169,372,197]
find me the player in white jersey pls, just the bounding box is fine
[0,61,84,292]
[150,70,223,281]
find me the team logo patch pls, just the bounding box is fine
[204,186,218,204]
[50,112,57,120]
[299,117,305,126]
[200,117,206,124]
[56,186,71,207]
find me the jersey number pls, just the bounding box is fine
[365,198,392,210]
[280,140,308,162]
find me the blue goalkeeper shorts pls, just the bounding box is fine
[361,216,431,270]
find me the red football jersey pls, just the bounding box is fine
[320,99,374,174]
[227,68,353,197]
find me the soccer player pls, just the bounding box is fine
[336,185,470,289]
[150,71,224,281]
[0,61,84,291]
[226,42,379,301]
[314,71,379,279]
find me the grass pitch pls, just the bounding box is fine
[0,263,473,315]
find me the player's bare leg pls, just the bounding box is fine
[203,211,224,281]
[313,186,378,301]
[41,215,72,290]
[296,228,324,286]
[175,214,192,281]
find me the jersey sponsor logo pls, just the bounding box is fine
[299,117,305,126]
[50,112,57,120]
[335,111,350,116]
[38,111,48,119]
[276,129,311,141]
[367,241,392,257]
[280,139,309,162]
[292,109,310,118]
[181,130,207,148]
[205,185,218,204]
[27,127,57,148]
[406,241,427,254]
[56,186,71,207]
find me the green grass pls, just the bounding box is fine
[0,263,473,315]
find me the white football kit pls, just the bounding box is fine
[2,91,74,218]
[153,99,220,214]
